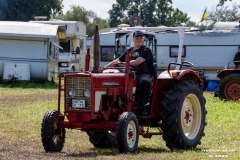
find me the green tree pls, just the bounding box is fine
[0,0,63,21]
[108,0,189,27]
[185,20,198,28]
[207,3,240,23]
[63,5,108,37]
[191,2,240,30]
[219,0,232,5]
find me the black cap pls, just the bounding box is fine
[133,30,143,37]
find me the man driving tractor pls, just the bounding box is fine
[105,30,156,116]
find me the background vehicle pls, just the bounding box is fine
[216,61,240,100]
[98,21,240,87]
[32,20,87,72]
[0,21,63,82]
[41,26,207,153]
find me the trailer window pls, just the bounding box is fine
[101,46,115,61]
[59,40,70,53]
[170,46,186,57]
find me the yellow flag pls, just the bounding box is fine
[200,8,207,24]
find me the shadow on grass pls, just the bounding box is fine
[64,147,203,158]
[64,148,119,158]
[138,146,203,153]
[0,81,58,89]
[64,147,170,158]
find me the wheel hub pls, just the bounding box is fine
[182,106,193,127]
[225,81,240,100]
[128,130,133,139]
[181,94,201,139]
[127,121,136,148]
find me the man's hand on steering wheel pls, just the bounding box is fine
[114,62,125,68]
[114,62,139,71]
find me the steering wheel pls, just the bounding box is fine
[114,62,139,71]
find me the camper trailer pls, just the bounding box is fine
[32,21,87,72]
[98,22,240,84]
[0,21,65,82]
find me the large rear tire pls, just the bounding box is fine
[41,110,65,152]
[160,80,207,149]
[117,112,139,153]
[86,131,117,148]
[218,74,240,100]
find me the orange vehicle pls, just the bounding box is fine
[216,61,240,100]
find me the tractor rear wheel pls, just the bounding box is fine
[86,131,117,148]
[116,112,139,153]
[218,74,240,100]
[160,80,207,149]
[41,110,65,152]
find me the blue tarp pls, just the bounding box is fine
[205,81,219,92]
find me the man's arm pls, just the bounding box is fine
[109,57,145,67]
[104,58,120,68]
[130,57,145,66]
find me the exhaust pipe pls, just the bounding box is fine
[85,48,90,72]
[93,25,100,73]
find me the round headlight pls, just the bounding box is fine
[83,89,90,98]
[67,89,75,98]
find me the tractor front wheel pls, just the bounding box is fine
[116,112,139,153]
[41,110,65,152]
[160,80,207,149]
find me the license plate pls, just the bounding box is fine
[72,99,85,108]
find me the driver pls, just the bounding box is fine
[104,30,156,116]
[233,46,240,68]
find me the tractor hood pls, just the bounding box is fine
[91,73,125,88]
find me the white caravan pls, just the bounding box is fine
[0,21,64,82]
[32,21,87,72]
[97,22,240,83]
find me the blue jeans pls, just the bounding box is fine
[136,74,152,107]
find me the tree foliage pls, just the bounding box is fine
[211,3,240,22]
[219,0,232,6]
[63,5,109,37]
[205,3,240,27]
[108,0,189,27]
[0,0,63,21]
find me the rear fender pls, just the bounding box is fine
[217,69,240,80]
[150,69,203,118]
[158,70,203,84]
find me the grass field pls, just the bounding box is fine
[0,82,240,159]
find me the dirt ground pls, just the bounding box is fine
[0,90,77,160]
[0,139,112,160]
[0,89,119,160]
[0,130,131,160]
[1,86,239,159]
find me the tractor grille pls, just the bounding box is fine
[65,76,91,110]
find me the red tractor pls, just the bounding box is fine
[41,27,207,153]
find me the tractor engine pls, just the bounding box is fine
[61,71,136,130]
